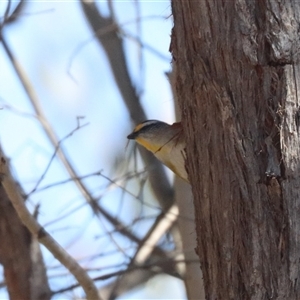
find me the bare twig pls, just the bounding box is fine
[2,0,25,25]
[124,31,170,61]
[67,14,168,80]
[27,122,89,196]
[53,257,188,295]
[34,170,103,193]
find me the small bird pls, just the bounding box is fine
[127,120,188,181]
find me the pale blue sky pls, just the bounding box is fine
[0,1,186,298]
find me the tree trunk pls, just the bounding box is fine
[0,149,51,300]
[171,1,300,299]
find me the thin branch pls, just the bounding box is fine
[0,148,101,300]
[67,14,169,81]
[34,170,103,194]
[2,0,12,24]
[80,0,174,211]
[107,204,180,299]
[124,31,170,61]
[27,122,89,197]
[2,0,26,25]
[52,257,188,295]
[1,34,97,208]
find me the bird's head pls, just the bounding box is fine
[127,120,188,181]
[127,120,181,153]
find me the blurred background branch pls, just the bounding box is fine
[0,0,197,299]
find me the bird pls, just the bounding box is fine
[127,120,188,182]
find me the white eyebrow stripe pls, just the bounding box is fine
[141,120,159,126]
[134,120,160,132]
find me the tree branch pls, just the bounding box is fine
[80,0,174,211]
[0,148,101,300]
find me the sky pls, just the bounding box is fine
[0,1,186,299]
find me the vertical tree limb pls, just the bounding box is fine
[80,0,174,211]
[172,0,300,298]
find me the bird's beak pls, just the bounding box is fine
[127,132,138,140]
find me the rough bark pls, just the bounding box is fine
[0,183,32,299]
[171,1,300,299]
[0,183,51,300]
